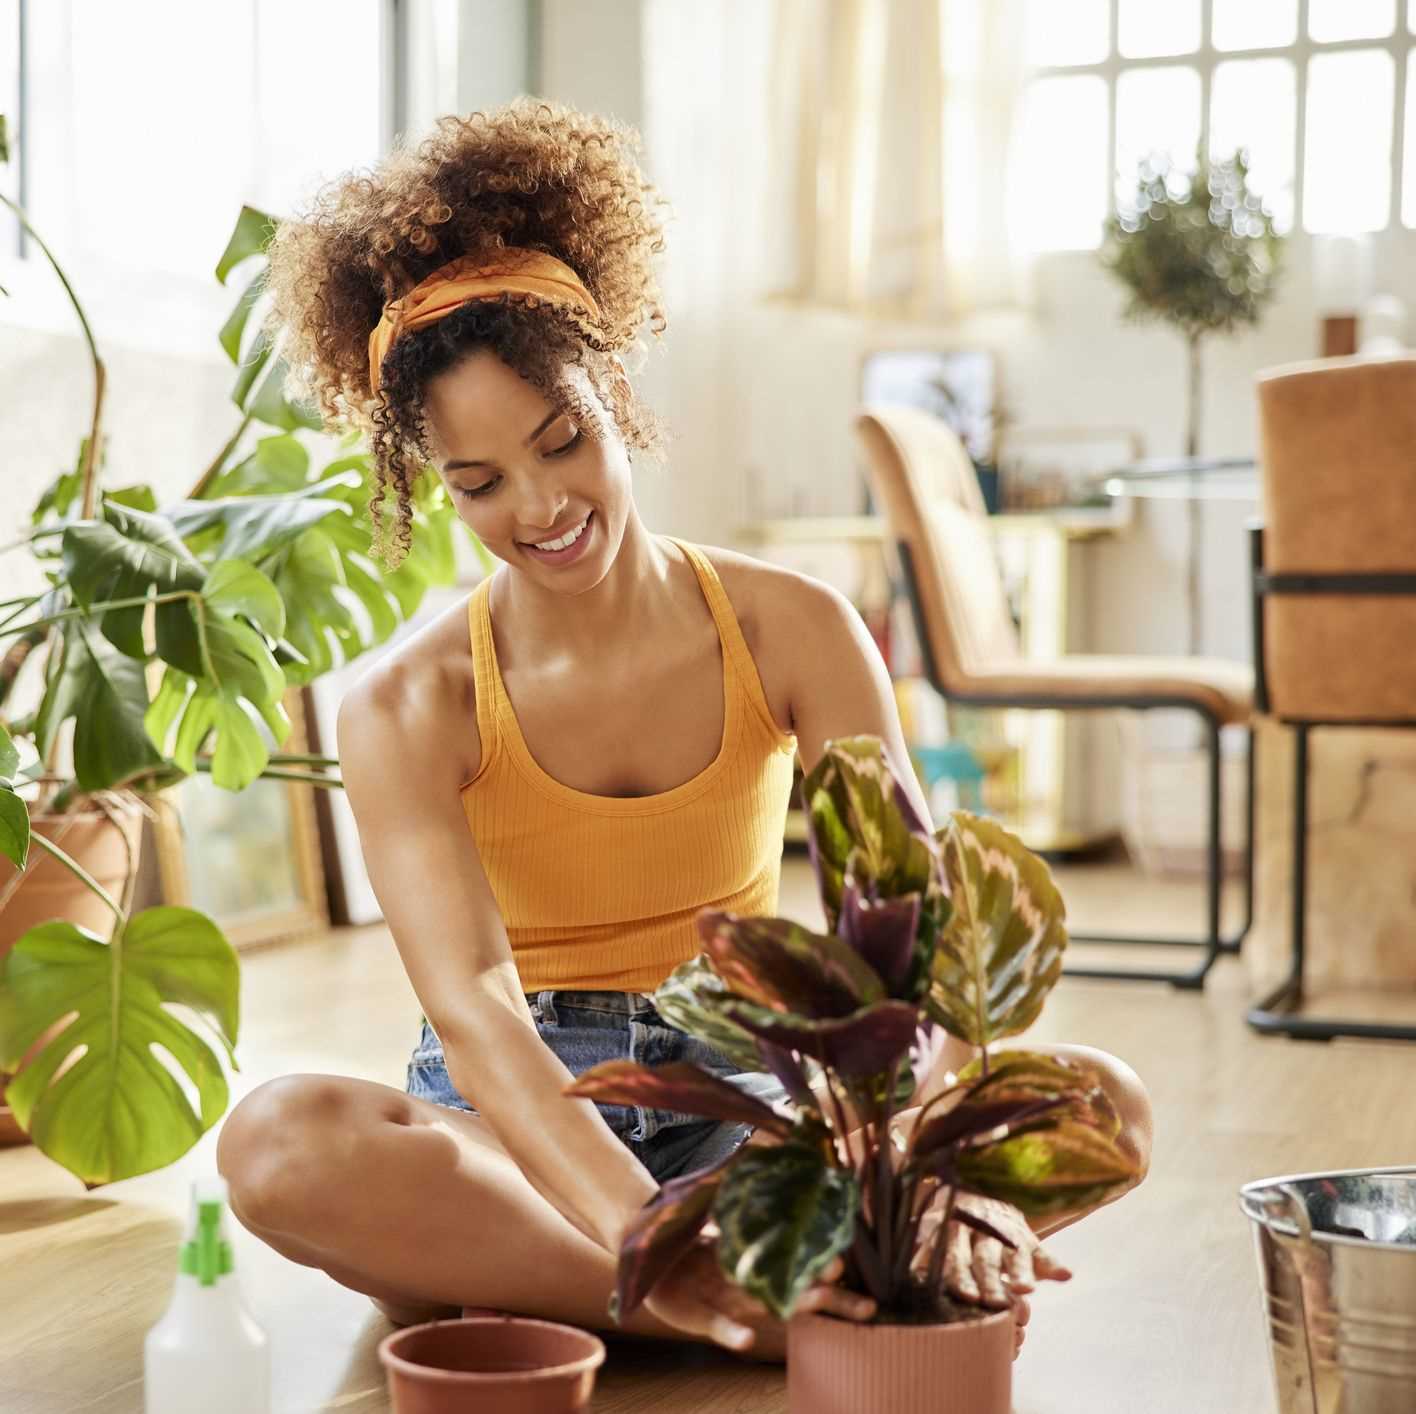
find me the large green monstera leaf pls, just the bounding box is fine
[0,908,240,1186]
[0,722,28,869]
[928,811,1068,1047]
[712,1140,860,1319]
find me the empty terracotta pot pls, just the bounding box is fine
[378,1315,606,1414]
[788,1306,1013,1414]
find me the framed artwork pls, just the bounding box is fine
[153,687,328,951]
[859,348,997,463]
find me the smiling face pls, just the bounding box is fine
[422,349,635,590]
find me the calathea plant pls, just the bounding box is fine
[566,736,1139,1323]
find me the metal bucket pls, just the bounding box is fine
[1240,1167,1416,1413]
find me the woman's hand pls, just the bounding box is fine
[912,1193,1071,1359]
[641,1237,876,1360]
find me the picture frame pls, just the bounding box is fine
[152,687,328,952]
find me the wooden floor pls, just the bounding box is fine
[4,854,1416,1413]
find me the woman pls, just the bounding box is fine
[217,99,1151,1362]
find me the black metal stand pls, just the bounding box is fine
[1244,527,1416,1042]
[894,541,1254,990]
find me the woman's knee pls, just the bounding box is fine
[1063,1045,1152,1178]
[217,1074,354,1233]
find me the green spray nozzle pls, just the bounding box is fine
[179,1180,235,1286]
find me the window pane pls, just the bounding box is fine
[252,0,384,218]
[1115,66,1203,205]
[1026,0,1109,66]
[1405,50,1416,224]
[1303,49,1395,232]
[1308,0,1395,42]
[1213,0,1298,51]
[1118,0,1200,57]
[1010,76,1108,251]
[0,0,19,257]
[1211,59,1296,231]
[68,0,256,280]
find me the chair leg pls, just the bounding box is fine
[1248,723,1416,1042]
[1066,711,1247,989]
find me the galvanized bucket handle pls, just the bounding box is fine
[1253,1184,1319,1414]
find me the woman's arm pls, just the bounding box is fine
[337,653,657,1253]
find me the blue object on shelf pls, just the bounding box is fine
[912,742,987,813]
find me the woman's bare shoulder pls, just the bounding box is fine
[338,591,482,786]
[691,542,838,646]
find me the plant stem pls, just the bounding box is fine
[0,193,106,520]
[0,529,64,556]
[924,1184,957,1306]
[875,1060,898,1281]
[187,409,255,501]
[189,761,343,789]
[29,830,124,925]
[265,752,341,769]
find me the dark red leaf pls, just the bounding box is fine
[722,999,920,1080]
[564,1060,793,1137]
[613,1157,735,1319]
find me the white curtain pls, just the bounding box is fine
[763,0,1029,320]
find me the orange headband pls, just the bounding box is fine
[366,248,604,395]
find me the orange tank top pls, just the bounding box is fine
[459,538,800,993]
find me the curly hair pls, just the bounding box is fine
[262,97,673,568]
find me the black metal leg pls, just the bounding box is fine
[1247,723,1416,1042]
[1066,711,1252,989]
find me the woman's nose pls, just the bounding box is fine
[517,482,568,531]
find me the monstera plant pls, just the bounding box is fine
[0,149,476,1185]
[566,737,1138,1408]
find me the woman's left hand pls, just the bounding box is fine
[912,1193,1071,1359]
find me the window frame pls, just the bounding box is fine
[1026,0,1415,246]
[0,0,406,356]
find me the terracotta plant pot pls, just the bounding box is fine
[788,1307,1013,1414]
[0,799,145,1148]
[378,1315,606,1414]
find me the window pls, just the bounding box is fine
[1016,0,1416,250]
[1,0,393,352]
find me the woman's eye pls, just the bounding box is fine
[546,429,582,457]
[455,477,500,499]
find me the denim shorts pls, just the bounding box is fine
[404,988,790,1185]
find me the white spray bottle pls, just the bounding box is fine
[144,1175,270,1414]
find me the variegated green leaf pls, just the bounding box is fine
[612,1154,736,1321]
[927,812,1067,1047]
[651,954,764,1070]
[712,1141,859,1319]
[801,736,939,927]
[956,1050,1122,1140]
[696,911,885,1019]
[954,1117,1139,1219]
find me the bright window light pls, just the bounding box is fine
[1212,0,1298,51]
[1115,66,1202,205]
[1025,0,1109,66]
[1404,50,1416,225]
[1210,59,1297,231]
[1118,0,1200,58]
[1303,49,1395,232]
[1010,75,1108,251]
[1308,0,1395,42]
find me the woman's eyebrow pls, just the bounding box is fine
[445,410,562,471]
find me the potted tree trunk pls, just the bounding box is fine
[566,736,1140,1412]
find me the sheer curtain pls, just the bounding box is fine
[763,0,1029,320]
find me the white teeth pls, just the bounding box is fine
[532,515,589,552]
